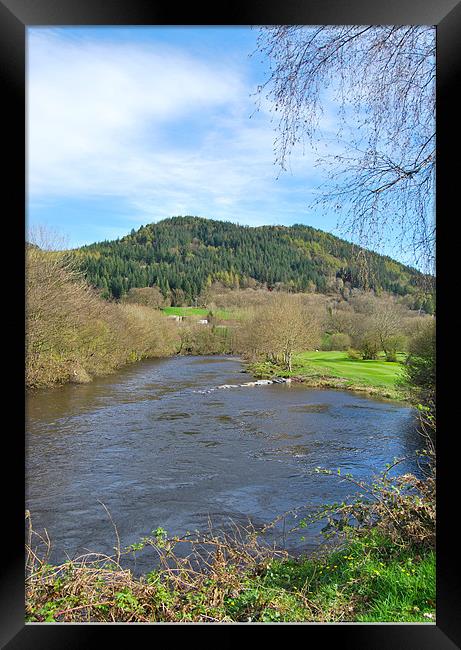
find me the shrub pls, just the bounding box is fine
[310,457,435,551]
[383,334,407,362]
[346,348,361,360]
[330,332,352,351]
[26,246,179,388]
[358,333,380,360]
[178,322,234,355]
[400,320,436,445]
[321,333,332,350]
[403,320,435,404]
[122,286,167,309]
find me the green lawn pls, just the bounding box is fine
[162,306,231,319]
[294,351,405,389]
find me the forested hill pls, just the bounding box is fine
[75,216,427,305]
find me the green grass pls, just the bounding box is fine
[249,350,408,400]
[294,350,405,389]
[253,531,435,622]
[162,306,231,319]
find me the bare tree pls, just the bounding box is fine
[240,293,322,371]
[26,229,180,388]
[369,295,407,361]
[342,292,408,360]
[255,26,435,275]
[122,286,166,309]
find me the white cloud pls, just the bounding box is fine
[27,29,336,231]
[28,31,245,189]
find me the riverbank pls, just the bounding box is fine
[26,252,235,389]
[26,353,434,623]
[248,351,409,402]
[26,457,435,623]
[26,247,182,389]
[26,525,435,623]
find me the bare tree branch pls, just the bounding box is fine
[254,26,435,276]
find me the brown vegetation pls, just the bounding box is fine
[325,291,432,360]
[25,512,286,623]
[313,453,435,552]
[122,286,168,309]
[177,321,235,356]
[26,244,179,389]
[26,233,433,389]
[235,293,324,371]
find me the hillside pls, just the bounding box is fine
[75,216,427,306]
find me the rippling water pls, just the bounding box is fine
[26,355,422,572]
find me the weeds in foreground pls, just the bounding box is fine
[25,514,289,622]
[25,449,435,623]
[302,455,435,551]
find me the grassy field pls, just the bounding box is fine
[162,306,231,319]
[295,351,405,389]
[250,350,408,400]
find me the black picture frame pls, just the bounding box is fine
[2,0,459,646]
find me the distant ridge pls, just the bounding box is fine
[75,216,426,304]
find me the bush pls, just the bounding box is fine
[330,332,352,351]
[122,286,167,309]
[321,333,332,350]
[177,320,235,355]
[403,321,435,399]
[346,348,361,360]
[310,457,435,551]
[401,320,435,444]
[26,246,179,388]
[384,334,407,362]
[358,333,380,360]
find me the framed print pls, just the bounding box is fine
[2,0,459,646]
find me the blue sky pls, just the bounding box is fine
[27,26,416,263]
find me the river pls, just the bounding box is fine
[26,355,422,573]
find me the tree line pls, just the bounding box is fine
[225,289,432,372]
[73,217,432,311]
